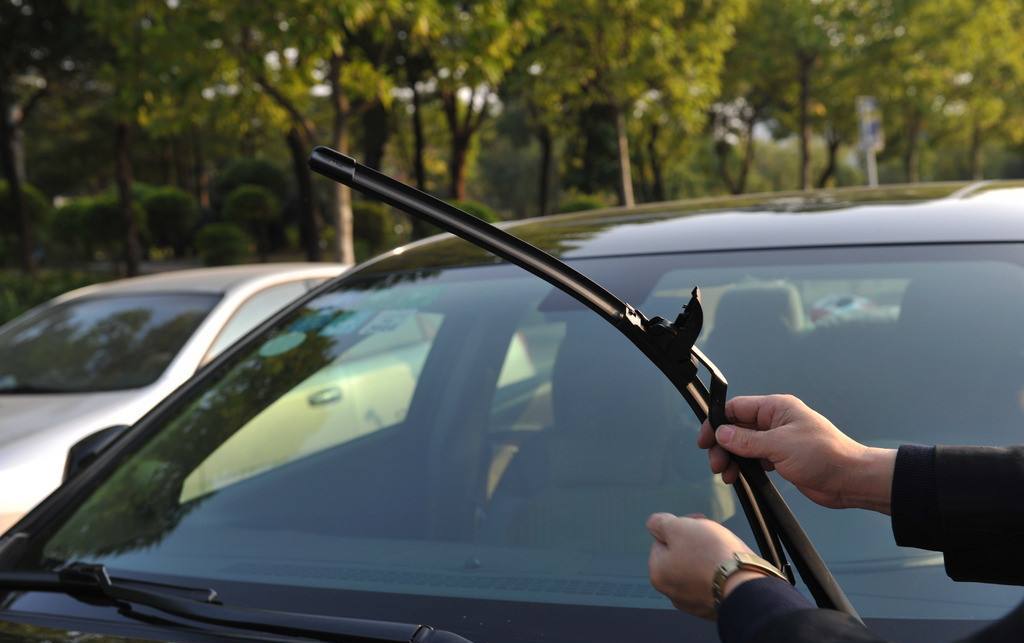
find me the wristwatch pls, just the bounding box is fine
[711,551,789,609]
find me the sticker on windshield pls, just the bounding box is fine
[258,331,307,357]
[319,309,374,337]
[287,309,338,334]
[359,309,417,335]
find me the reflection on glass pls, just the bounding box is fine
[0,294,219,393]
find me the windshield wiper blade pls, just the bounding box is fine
[0,563,474,642]
[309,146,861,623]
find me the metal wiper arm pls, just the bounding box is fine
[309,147,860,621]
[0,563,473,642]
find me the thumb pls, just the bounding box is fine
[646,512,676,544]
[716,424,773,459]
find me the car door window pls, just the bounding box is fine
[204,281,311,361]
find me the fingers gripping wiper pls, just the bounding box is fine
[309,147,860,621]
[0,562,473,642]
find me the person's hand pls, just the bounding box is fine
[647,512,763,619]
[697,395,896,514]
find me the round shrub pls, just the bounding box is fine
[50,198,95,262]
[0,180,53,249]
[195,223,252,266]
[353,201,400,260]
[142,186,199,256]
[449,200,500,223]
[212,159,289,213]
[554,193,609,214]
[223,184,280,259]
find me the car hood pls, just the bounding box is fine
[0,391,140,449]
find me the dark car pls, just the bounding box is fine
[1,179,1023,642]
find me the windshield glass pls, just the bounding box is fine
[26,244,1024,627]
[0,293,219,393]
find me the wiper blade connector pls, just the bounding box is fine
[0,563,474,642]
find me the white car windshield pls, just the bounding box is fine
[0,293,219,393]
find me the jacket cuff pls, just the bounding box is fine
[717,576,812,643]
[891,444,940,550]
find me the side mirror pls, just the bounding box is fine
[63,425,130,483]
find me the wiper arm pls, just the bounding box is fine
[309,147,861,622]
[0,563,473,642]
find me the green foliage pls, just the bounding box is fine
[449,200,500,223]
[353,201,400,260]
[141,186,200,255]
[194,223,252,266]
[212,160,289,213]
[554,193,609,214]
[223,184,280,259]
[0,270,110,325]
[50,194,148,265]
[0,181,52,254]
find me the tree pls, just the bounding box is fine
[223,184,280,261]
[413,0,545,201]
[142,186,199,257]
[537,0,746,206]
[224,0,409,265]
[0,0,88,273]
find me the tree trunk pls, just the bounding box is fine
[646,123,665,202]
[449,132,468,200]
[614,107,635,207]
[970,123,983,180]
[715,141,739,194]
[114,121,142,276]
[0,88,33,273]
[285,127,322,261]
[330,90,355,265]
[537,123,552,216]
[407,84,435,239]
[361,100,390,170]
[737,116,757,194]
[903,111,921,183]
[816,126,841,188]
[797,55,813,191]
[190,124,209,209]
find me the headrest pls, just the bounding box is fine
[712,284,804,339]
[549,318,681,441]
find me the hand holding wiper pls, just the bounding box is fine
[309,147,859,621]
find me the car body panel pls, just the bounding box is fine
[0,264,348,531]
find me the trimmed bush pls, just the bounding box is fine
[223,184,280,260]
[354,201,401,260]
[449,200,500,223]
[554,193,609,214]
[142,186,200,257]
[212,159,289,213]
[195,223,252,266]
[0,181,53,260]
[0,270,110,325]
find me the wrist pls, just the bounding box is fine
[843,447,896,514]
[720,569,769,601]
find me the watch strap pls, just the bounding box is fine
[711,551,788,609]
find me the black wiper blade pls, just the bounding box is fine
[309,147,861,623]
[0,563,474,642]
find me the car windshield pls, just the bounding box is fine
[0,293,219,393]
[23,243,1024,631]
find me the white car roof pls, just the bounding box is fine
[57,263,348,301]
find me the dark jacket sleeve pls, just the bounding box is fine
[891,444,1024,584]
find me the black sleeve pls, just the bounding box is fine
[891,444,1024,585]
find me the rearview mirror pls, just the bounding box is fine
[63,425,130,483]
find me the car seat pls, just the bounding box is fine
[478,317,732,554]
[701,283,805,396]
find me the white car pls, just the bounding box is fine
[0,263,347,531]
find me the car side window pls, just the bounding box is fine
[204,281,312,361]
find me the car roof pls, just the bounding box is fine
[361,181,1024,274]
[59,263,348,300]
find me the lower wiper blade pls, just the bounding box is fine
[0,563,473,642]
[309,146,860,622]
